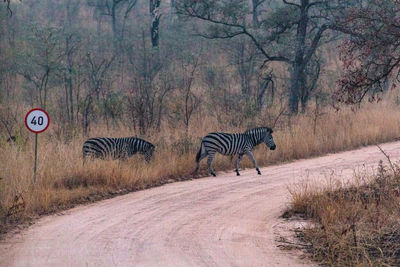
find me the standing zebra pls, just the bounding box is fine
[82,137,155,163]
[193,127,276,176]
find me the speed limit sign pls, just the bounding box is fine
[25,108,50,133]
[25,108,50,183]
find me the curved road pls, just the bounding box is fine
[1,142,400,267]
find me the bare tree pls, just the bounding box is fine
[176,0,353,113]
[181,54,200,133]
[83,52,116,131]
[251,0,266,28]
[126,31,173,134]
[0,106,17,141]
[88,0,138,52]
[19,26,63,109]
[256,70,275,110]
[3,0,12,16]
[62,0,82,124]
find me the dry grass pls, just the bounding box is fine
[2,102,400,236]
[286,161,400,266]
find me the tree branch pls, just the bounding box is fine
[3,0,12,16]
[306,1,326,11]
[282,0,300,8]
[303,24,329,66]
[241,27,291,63]
[196,31,245,39]
[181,8,291,64]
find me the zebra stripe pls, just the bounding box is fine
[193,127,276,176]
[82,137,155,162]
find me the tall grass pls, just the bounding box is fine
[286,161,400,266]
[2,102,400,235]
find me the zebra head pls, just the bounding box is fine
[264,128,276,150]
[245,127,276,150]
[143,143,155,163]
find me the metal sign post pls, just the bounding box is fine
[34,133,38,183]
[25,108,50,184]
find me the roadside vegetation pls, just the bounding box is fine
[2,101,400,235]
[286,157,400,266]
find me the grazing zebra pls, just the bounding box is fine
[82,137,155,163]
[193,127,276,176]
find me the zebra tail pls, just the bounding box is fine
[82,146,88,165]
[192,141,204,175]
[195,141,203,163]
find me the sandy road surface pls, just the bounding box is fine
[2,142,400,267]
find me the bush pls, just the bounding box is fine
[286,161,400,266]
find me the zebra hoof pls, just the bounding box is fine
[211,172,216,177]
[257,171,261,175]
[236,173,240,176]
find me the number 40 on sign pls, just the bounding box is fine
[25,108,50,183]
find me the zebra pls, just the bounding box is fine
[82,137,155,163]
[193,127,276,176]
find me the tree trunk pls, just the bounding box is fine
[76,64,81,123]
[69,71,74,122]
[65,2,75,123]
[289,66,301,114]
[289,0,308,114]
[169,0,175,24]
[251,0,259,28]
[64,36,74,123]
[96,15,102,55]
[64,73,70,121]
[83,95,92,136]
[111,2,119,53]
[150,0,161,47]
[300,92,308,113]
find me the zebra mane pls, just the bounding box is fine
[129,137,154,146]
[244,127,273,146]
[244,127,273,135]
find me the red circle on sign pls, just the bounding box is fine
[25,108,50,134]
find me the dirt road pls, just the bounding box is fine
[1,142,400,267]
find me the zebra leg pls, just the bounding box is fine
[246,151,261,175]
[194,152,208,173]
[207,153,216,177]
[145,154,152,163]
[235,154,243,176]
